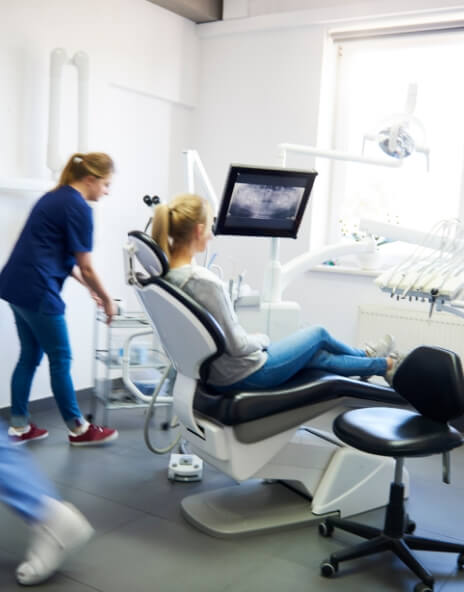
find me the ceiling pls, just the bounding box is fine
[147,0,223,23]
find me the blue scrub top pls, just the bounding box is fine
[0,185,93,314]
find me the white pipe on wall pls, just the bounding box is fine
[47,48,68,178]
[47,48,90,178]
[73,51,89,152]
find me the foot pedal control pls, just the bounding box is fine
[168,453,203,482]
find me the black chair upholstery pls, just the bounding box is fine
[195,370,398,426]
[129,230,406,442]
[128,230,169,277]
[319,345,464,592]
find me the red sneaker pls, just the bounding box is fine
[8,423,49,445]
[68,424,118,447]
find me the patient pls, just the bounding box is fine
[152,194,402,389]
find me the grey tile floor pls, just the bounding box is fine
[1,401,464,592]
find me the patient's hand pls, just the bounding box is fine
[253,333,271,350]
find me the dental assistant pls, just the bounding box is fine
[0,152,118,446]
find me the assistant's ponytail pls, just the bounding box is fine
[56,152,115,188]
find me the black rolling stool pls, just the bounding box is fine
[318,346,464,592]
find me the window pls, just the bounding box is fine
[328,29,464,244]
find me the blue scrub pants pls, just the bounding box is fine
[0,418,57,522]
[10,304,86,430]
[228,325,388,390]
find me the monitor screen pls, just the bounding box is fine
[213,165,317,238]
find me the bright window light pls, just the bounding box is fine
[330,30,464,243]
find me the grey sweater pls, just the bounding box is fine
[165,264,269,386]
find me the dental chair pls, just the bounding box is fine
[124,231,407,537]
[319,346,464,592]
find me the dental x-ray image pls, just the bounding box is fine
[227,183,304,220]
[214,165,317,238]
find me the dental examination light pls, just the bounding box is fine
[274,120,432,303]
[278,143,402,169]
[362,83,430,171]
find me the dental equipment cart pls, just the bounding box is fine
[90,308,201,476]
[90,309,172,427]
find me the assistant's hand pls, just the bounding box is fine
[89,289,103,308]
[103,298,117,325]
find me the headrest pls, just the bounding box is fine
[127,230,169,277]
[137,276,225,383]
[393,345,464,423]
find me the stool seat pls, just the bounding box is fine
[319,346,464,592]
[334,407,463,457]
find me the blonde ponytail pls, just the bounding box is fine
[151,194,209,262]
[56,152,115,188]
[151,203,171,259]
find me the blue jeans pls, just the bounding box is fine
[10,304,85,430]
[228,326,388,389]
[0,418,58,522]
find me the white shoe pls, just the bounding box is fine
[16,497,94,586]
[364,334,396,358]
[385,352,406,386]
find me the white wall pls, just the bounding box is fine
[194,1,464,345]
[0,0,198,408]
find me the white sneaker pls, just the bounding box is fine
[364,334,396,358]
[16,497,94,586]
[385,352,406,386]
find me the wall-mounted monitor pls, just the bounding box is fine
[213,164,317,239]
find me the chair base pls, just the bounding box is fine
[319,482,464,591]
[181,479,338,538]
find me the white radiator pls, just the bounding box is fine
[357,305,464,360]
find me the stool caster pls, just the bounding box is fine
[320,560,338,577]
[318,521,334,538]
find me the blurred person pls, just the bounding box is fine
[0,417,93,585]
[0,153,119,446]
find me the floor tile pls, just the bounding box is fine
[0,548,102,592]
[2,401,464,592]
[62,513,271,592]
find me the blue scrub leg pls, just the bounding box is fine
[10,304,85,430]
[228,325,388,389]
[0,419,58,522]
